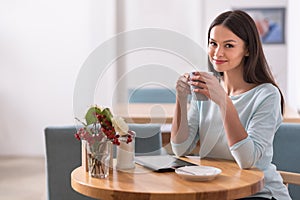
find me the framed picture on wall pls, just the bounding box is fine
[239,8,286,44]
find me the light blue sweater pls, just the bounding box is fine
[171,83,291,199]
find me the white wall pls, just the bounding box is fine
[0,0,295,156]
[287,0,300,111]
[118,0,205,91]
[0,0,116,156]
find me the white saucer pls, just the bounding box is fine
[175,165,222,181]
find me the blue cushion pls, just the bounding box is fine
[128,88,176,103]
[44,126,95,200]
[129,123,164,155]
[272,123,300,199]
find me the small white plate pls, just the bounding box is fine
[175,166,222,181]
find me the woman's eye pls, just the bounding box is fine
[225,44,234,48]
[209,41,217,46]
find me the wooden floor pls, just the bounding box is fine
[0,156,46,200]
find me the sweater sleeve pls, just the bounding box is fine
[171,99,200,156]
[230,86,282,169]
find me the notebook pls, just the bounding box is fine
[134,155,197,172]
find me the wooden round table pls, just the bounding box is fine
[71,157,264,200]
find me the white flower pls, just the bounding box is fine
[111,116,129,136]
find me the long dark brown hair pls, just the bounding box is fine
[207,10,284,114]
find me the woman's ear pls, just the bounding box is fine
[245,49,249,57]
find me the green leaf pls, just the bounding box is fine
[85,106,102,125]
[101,108,113,121]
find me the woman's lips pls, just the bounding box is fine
[213,59,227,65]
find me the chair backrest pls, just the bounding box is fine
[44,124,164,200]
[129,123,165,156]
[272,123,300,199]
[44,126,94,200]
[128,88,176,103]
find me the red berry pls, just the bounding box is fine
[74,133,81,141]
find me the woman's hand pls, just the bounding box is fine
[176,73,191,100]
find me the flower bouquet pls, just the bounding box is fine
[75,105,133,178]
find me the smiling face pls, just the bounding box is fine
[208,25,249,74]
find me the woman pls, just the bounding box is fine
[171,10,291,200]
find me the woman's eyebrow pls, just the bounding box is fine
[209,38,237,43]
[224,39,237,43]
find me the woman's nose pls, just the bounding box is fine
[214,46,224,57]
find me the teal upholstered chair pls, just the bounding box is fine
[44,126,94,200]
[272,123,300,199]
[128,88,176,103]
[44,123,163,200]
[129,123,165,156]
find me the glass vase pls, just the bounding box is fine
[116,130,136,170]
[86,138,112,178]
